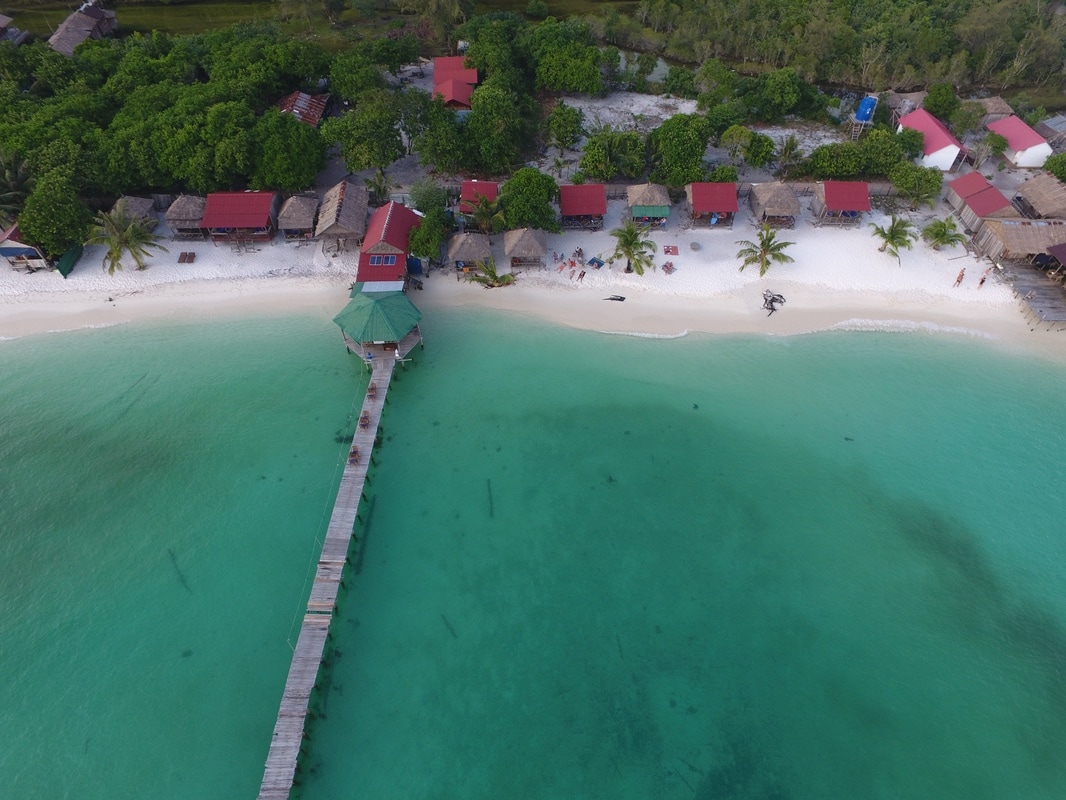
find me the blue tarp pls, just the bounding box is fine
[406,256,423,275]
[856,96,877,122]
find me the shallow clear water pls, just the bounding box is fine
[2,310,1065,799]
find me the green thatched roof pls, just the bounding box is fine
[332,290,422,344]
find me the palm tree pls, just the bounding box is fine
[364,167,394,205]
[469,194,505,235]
[469,257,515,288]
[0,151,34,228]
[774,134,804,178]
[85,206,168,275]
[869,215,918,263]
[608,219,657,275]
[921,217,969,251]
[735,223,795,277]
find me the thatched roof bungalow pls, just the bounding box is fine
[48,2,117,56]
[316,179,368,249]
[1013,172,1066,220]
[973,219,1066,262]
[976,96,1015,126]
[277,195,319,239]
[627,183,671,226]
[447,232,492,274]
[503,227,545,269]
[749,182,800,228]
[111,196,156,222]
[165,195,207,239]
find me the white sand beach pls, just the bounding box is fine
[2,195,1054,356]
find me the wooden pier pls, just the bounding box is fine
[1002,264,1066,332]
[256,349,396,800]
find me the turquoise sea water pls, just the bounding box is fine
[2,309,1066,799]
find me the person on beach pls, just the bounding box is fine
[954,268,966,287]
[978,274,987,289]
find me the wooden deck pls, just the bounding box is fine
[257,350,396,800]
[1002,264,1066,331]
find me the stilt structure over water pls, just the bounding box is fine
[256,284,423,799]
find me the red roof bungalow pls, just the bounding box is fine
[945,171,1018,233]
[559,184,607,229]
[897,108,963,171]
[811,181,870,226]
[357,201,422,282]
[434,56,478,85]
[434,78,475,110]
[459,180,499,215]
[433,56,478,111]
[686,182,739,227]
[276,91,330,126]
[201,191,279,243]
[987,115,1053,169]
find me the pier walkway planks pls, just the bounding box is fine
[257,351,395,800]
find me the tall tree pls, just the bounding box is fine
[322,90,403,173]
[0,151,34,228]
[648,113,711,186]
[17,168,91,258]
[869,214,917,263]
[735,224,794,277]
[921,217,968,251]
[608,219,657,275]
[85,204,169,274]
[499,168,559,232]
[889,161,942,210]
[250,109,325,192]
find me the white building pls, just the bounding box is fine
[987,115,1053,169]
[898,108,964,172]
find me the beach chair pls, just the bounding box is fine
[367,382,378,400]
[359,412,371,430]
[348,446,359,464]
[178,252,188,263]
[186,252,195,263]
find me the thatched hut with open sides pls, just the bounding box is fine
[748,182,799,228]
[503,228,546,270]
[333,286,424,361]
[316,180,368,251]
[277,195,319,240]
[447,232,492,277]
[810,181,870,226]
[945,172,1019,234]
[165,195,207,239]
[1013,173,1066,220]
[627,183,671,227]
[686,182,738,227]
[111,196,156,222]
[973,219,1066,262]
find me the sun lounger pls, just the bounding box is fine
[178,252,188,263]
[348,446,359,464]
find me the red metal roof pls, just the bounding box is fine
[276,91,329,126]
[357,201,421,282]
[688,182,739,213]
[965,185,1012,217]
[434,57,477,85]
[201,191,277,230]
[988,115,1047,151]
[434,78,474,108]
[559,184,607,216]
[948,171,991,199]
[459,180,499,214]
[898,108,962,155]
[822,181,871,212]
